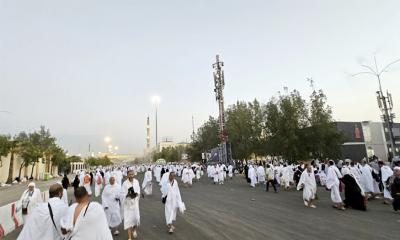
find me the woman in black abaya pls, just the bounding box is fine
[341,167,367,211]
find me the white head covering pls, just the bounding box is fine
[28,182,35,187]
[341,167,350,176]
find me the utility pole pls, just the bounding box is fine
[353,57,400,162]
[213,55,230,164]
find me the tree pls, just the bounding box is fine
[36,126,56,173]
[2,134,26,183]
[307,89,343,159]
[152,146,181,162]
[18,132,41,180]
[248,99,265,158]
[263,91,309,162]
[0,135,11,179]
[277,90,309,162]
[264,99,283,158]
[86,156,112,166]
[68,155,82,163]
[188,116,220,162]
[225,101,254,160]
[191,84,343,164]
[50,146,68,174]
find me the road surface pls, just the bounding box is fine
[2,173,399,240]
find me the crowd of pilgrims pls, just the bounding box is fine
[15,159,400,240]
[17,164,205,240]
[240,158,400,211]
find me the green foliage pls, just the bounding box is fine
[68,155,82,162]
[190,86,344,163]
[50,146,67,170]
[307,90,343,159]
[0,135,11,159]
[152,146,187,162]
[225,101,254,160]
[0,127,72,179]
[86,156,112,166]
[188,116,219,162]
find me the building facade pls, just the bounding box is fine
[336,121,400,161]
[0,154,58,184]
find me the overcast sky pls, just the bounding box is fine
[1,0,400,155]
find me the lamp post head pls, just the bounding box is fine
[151,95,161,104]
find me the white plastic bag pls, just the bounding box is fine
[178,202,186,214]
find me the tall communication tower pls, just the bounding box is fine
[213,55,226,142]
[213,55,230,164]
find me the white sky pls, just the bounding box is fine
[1,0,400,155]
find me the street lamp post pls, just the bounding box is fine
[152,96,161,151]
[354,57,400,161]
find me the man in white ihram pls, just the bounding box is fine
[161,171,185,234]
[297,164,317,208]
[101,176,122,236]
[142,168,153,196]
[17,184,67,240]
[60,186,112,240]
[19,182,43,224]
[257,164,266,184]
[326,160,345,210]
[94,171,103,197]
[121,169,141,239]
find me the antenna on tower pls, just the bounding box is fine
[307,77,315,92]
[212,54,230,165]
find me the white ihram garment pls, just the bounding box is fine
[17,197,68,240]
[161,179,185,225]
[61,202,112,240]
[326,165,343,203]
[101,183,122,228]
[142,171,153,195]
[297,171,317,201]
[121,179,141,229]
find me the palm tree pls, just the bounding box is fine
[0,135,11,175]
[6,139,21,183]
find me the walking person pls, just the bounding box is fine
[102,176,122,236]
[326,160,345,210]
[266,164,277,193]
[297,164,317,208]
[161,171,185,234]
[121,170,141,239]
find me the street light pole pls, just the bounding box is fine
[155,103,158,150]
[353,57,400,161]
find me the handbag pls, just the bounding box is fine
[22,201,29,215]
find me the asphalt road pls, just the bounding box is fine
[2,173,399,240]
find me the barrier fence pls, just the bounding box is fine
[0,190,49,239]
[0,201,23,238]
